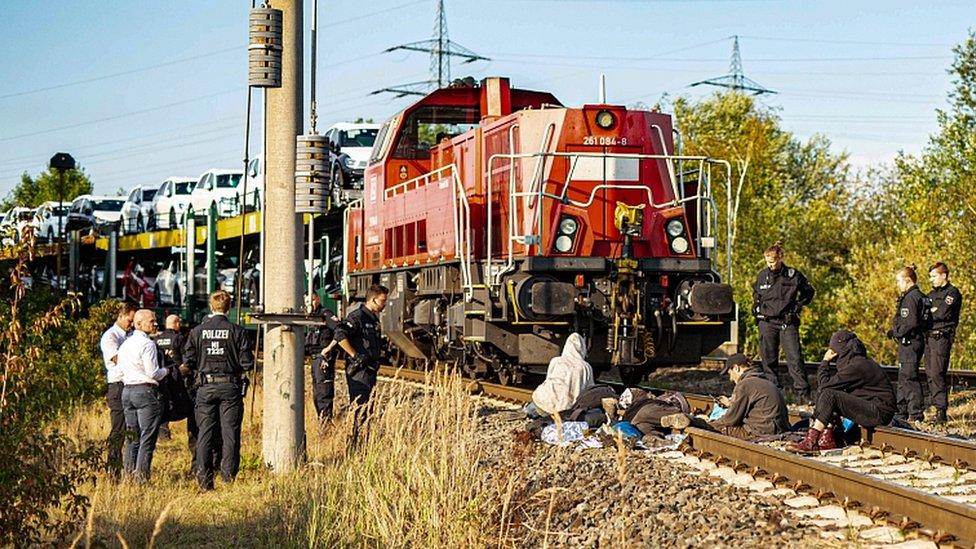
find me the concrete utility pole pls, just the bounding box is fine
[261,0,305,471]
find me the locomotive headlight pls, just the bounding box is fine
[595,110,616,129]
[666,218,684,237]
[558,217,578,235]
[671,236,690,254]
[554,235,574,253]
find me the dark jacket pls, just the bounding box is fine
[305,306,339,356]
[891,285,927,341]
[752,264,815,323]
[928,283,962,333]
[334,304,383,364]
[818,332,897,416]
[183,313,254,376]
[710,368,790,435]
[153,329,185,369]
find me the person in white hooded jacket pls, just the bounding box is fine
[529,333,595,416]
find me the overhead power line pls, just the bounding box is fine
[0,89,242,143]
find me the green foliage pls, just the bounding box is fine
[673,92,853,358]
[0,235,112,544]
[671,31,976,370]
[1,167,93,210]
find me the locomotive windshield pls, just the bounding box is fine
[392,105,480,160]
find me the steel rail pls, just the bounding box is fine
[702,356,976,387]
[683,427,976,547]
[674,392,976,472]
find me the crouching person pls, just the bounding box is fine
[662,353,790,439]
[790,330,897,453]
[527,333,594,417]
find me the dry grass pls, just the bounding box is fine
[55,371,511,548]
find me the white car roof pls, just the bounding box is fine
[199,168,243,177]
[327,122,380,131]
[89,195,126,201]
[40,201,66,208]
[9,206,31,213]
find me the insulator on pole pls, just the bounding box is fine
[295,134,329,214]
[249,7,283,88]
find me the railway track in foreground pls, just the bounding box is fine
[375,364,976,546]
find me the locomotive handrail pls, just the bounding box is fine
[485,150,733,289]
[384,164,456,199]
[341,197,363,299]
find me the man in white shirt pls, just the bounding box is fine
[118,309,169,483]
[99,302,136,478]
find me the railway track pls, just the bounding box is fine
[375,364,976,546]
[703,356,976,388]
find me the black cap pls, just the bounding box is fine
[720,353,751,374]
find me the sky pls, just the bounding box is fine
[0,0,973,199]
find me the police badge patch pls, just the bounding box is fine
[946,296,955,305]
[900,308,909,317]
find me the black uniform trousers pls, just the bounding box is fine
[187,387,222,475]
[896,337,925,419]
[347,363,378,444]
[815,389,893,429]
[194,382,244,488]
[311,353,336,420]
[758,320,808,393]
[106,382,125,476]
[925,334,953,413]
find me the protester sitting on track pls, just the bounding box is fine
[661,353,790,440]
[618,388,703,436]
[789,330,897,453]
[526,333,595,417]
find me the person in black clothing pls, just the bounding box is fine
[334,284,389,441]
[752,241,816,401]
[306,294,340,423]
[183,290,254,490]
[887,265,928,422]
[926,262,962,423]
[154,314,220,475]
[789,330,897,453]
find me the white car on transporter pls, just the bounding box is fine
[188,168,252,218]
[149,176,196,229]
[35,201,71,241]
[120,185,158,233]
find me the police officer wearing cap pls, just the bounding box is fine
[926,262,962,424]
[887,265,928,422]
[183,290,254,490]
[335,284,389,413]
[752,241,816,401]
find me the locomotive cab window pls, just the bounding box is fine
[368,120,394,165]
[392,105,480,160]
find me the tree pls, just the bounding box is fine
[839,30,976,367]
[673,91,854,358]
[1,167,93,210]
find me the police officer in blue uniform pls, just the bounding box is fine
[183,290,254,490]
[887,265,928,422]
[335,284,389,443]
[752,242,816,402]
[926,262,962,424]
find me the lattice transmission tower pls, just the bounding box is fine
[372,0,489,97]
[691,35,775,95]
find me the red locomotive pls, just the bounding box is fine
[343,77,734,383]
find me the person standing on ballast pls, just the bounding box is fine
[925,262,961,424]
[752,241,816,402]
[887,265,928,422]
